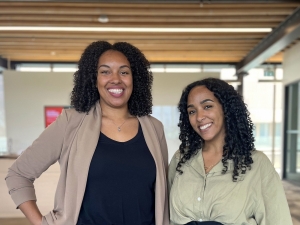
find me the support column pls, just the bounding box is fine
[236,71,248,96]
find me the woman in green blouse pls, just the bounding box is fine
[168,78,292,225]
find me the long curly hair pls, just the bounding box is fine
[71,41,153,116]
[177,78,255,181]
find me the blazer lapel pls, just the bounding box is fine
[71,102,102,221]
[138,116,167,225]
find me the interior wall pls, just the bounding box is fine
[283,41,300,85]
[152,72,219,105]
[3,71,73,155]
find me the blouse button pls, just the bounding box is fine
[199,218,203,222]
[197,197,201,201]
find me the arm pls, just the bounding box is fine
[168,150,179,193]
[19,200,43,225]
[254,160,293,225]
[168,151,180,225]
[5,110,69,220]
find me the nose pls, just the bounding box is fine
[110,71,121,84]
[196,111,206,123]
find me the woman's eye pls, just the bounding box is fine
[120,71,129,75]
[100,70,109,75]
[204,105,212,109]
[188,110,195,115]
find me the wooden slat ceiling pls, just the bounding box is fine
[0,1,299,64]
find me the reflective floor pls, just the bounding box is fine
[283,180,300,225]
[0,180,299,225]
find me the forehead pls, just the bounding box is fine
[187,85,217,103]
[98,50,130,65]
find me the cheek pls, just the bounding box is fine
[188,116,196,128]
[126,77,133,87]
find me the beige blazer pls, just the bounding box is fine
[5,102,169,225]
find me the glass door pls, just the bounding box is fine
[284,81,300,181]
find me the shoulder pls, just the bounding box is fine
[170,150,181,164]
[251,150,276,174]
[63,107,86,122]
[252,150,271,164]
[139,115,164,131]
[146,115,164,127]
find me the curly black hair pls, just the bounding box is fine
[70,41,153,116]
[177,78,255,181]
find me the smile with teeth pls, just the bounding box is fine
[108,89,123,94]
[199,123,212,130]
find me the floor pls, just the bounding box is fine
[0,180,299,225]
[283,180,300,225]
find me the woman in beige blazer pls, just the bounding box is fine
[6,41,169,225]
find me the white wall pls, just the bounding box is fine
[3,71,73,154]
[0,70,218,218]
[152,72,219,105]
[283,41,300,85]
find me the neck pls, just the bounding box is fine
[100,104,131,121]
[202,141,224,154]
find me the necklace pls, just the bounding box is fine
[204,160,220,173]
[111,119,128,132]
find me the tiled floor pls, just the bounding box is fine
[283,180,300,225]
[1,180,299,225]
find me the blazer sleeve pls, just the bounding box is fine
[254,157,293,225]
[5,109,69,208]
[159,127,168,174]
[149,116,169,173]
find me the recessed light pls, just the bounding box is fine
[98,15,109,23]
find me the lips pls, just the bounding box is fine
[199,123,212,130]
[108,88,123,94]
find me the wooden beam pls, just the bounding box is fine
[0,31,268,40]
[236,7,300,73]
[0,21,280,28]
[0,15,287,23]
[0,38,260,45]
[0,2,299,9]
[0,45,254,51]
[0,7,295,16]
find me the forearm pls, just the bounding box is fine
[19,200,43,225]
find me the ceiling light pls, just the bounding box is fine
[52,68,77,72]
[0,26,272,33]
[98,15,109,23]
[19,67,51,72]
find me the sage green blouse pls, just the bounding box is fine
[168,149,292,225]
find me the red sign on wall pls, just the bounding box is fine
[44,106,66,127]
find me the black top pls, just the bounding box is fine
[77,124,156,225]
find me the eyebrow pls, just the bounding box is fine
[200,99,214,104]
[187,98,214,108]
[97,64,130,70]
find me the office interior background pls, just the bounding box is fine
[0,0,299,224]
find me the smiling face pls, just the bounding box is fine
[187,85,226,144]
[97,50,133,110]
